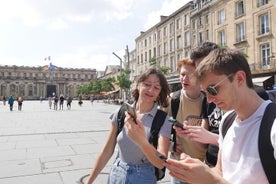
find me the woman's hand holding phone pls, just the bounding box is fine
[123,102,137,124]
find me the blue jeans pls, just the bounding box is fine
[171,177,189,184]
[108,158,156,184]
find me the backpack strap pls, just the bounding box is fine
[148,109,167,181]
[171,90,181,119]
[149,109,167,148]
[221,111,237,138]
[258,103,276,184]
[170,90,181,152]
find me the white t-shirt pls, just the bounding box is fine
[219,100,276,184]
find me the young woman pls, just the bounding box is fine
[86,67,171,184]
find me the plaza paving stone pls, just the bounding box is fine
[0,100,171,184]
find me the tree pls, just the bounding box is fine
[149,57,157,65]
[160,66,170,75]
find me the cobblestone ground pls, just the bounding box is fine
[0,100,171,184]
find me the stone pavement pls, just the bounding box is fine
[0,100,171,184]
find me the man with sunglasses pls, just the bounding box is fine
[185,41,223,167]
[164,48,276,184]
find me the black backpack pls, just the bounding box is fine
[117,105,168,181]
[221,103,276,184]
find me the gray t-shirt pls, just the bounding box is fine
[110,103,171,164]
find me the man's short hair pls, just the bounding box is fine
[196,48,254,88]
[190,42,218,63]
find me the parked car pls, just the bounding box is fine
[266,89,276,103]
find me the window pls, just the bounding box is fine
[149,36,151,45]
[261,43,270,66]
[205,15,209,24]
[176,18,182,29]
[218,10,225,25]
[170,39,174,52]
[236,1,244,17]
[198,17,202,27]
[236,22,245,42]
[164,58,168,67]
[177,53,182,61]
[149,50,152,59]
[141,54,143,63]
[192,20,196,29]
[153,33,157,42]
[198,32,203,45]
[206,29,209,41]
[170,23,174,34]
[163,42,168,54]
[185,50,190,58]
[158,45,162,56]
[170,56,176,72]
[193,35,196,46]
[177,35,182,49]
[144,39,147,47]
[185,31,190,46]
[157,30,161,39]
[163,27,167,37]
[184,14,190,26]
[153,47,156,57]
[258,0,268,7]
[259,13,269,34]
[145,52,147,62]
[218,30,226,46]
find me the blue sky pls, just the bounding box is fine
[0,0,190,71]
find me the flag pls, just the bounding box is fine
[49,62,55,71]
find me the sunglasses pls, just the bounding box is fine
[206,74,233,96]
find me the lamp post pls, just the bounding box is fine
[112,52,123,99]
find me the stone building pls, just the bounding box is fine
[0,65,97,100]
[131,0,276,89]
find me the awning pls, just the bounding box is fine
[167,78,180,84]
[252,76,272,86]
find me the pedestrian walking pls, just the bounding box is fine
[17,97,23,111]
[48,96,52,109]
[53,95,58,110]
[8,95,14,111]
[3,96,6,106]
[67,96,72,110]
[59,94,65,110]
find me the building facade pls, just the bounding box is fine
[0,65,97,100]
[131,0,276,89]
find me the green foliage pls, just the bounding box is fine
[116,73,132,90]
[160,66,170,74]
[149,57,157,65]
[123,68,131,74]
[76,77,115,95]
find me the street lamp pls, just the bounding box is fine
[112,52,123,74]
[112,52,123,99]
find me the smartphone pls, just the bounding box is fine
[123,102,137,123]
[168,118,184,129]
[156,152,167,161]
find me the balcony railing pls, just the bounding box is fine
[250,58,276,74]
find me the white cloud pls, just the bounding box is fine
[0,0,190,71]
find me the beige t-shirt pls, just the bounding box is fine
[166,90,206,161]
